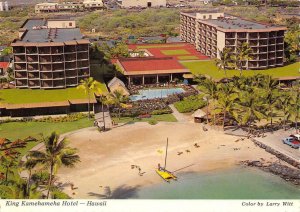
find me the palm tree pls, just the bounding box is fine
[291,81,300,133]
[215,47,233,78]
[197,77,218,125]
[277,91,294,130]
[77,77,104,119]
[28,132,80,199]
[22,156,38,198]
[214,83,238,130]
[261,75,279,129]
[109,90,128,120]
[234,90,266,133]
[232,42,253,77]
[98,94,112,131]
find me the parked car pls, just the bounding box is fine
[290,134,300,141]
[282,137,300,149]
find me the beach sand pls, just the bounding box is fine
[57,122,279,199]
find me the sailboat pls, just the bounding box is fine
[156,138,177,183]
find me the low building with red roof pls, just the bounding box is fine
[116,57,190,85]
[0,62,9,75]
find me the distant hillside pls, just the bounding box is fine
[6,0,52,6]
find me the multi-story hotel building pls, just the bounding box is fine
[11,19,90,89]
[180,12,287,69]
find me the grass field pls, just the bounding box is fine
[112,114,177,124]
[181,60,300,79]
[161,49,190,56]
[0,88,87,104]
[178,55,199,60]
[0,118,93,141]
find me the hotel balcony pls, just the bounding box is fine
[259,32,268,39]
[40,64,52,72]
[268,39,276,45]
[225,40,236,46]
[269,46,276,52]
[65,54,77,61]
[16,79,28,87]
[276,38,284,44]
[51,46,63,54]
[269,32,277,38]
[41,73,52,79]
[28,80,40,88]
[28,72,39,79]
[65,61,76,70]
[13,47,25,54]
[277,31,284,37]
[52,55,64,63]
[77,52,88,60]
[276,58,283,64]
[65,45,76,53]
[26,47,38,54]
[15,63,26,71]
[66,69,77,78]
[249,33,258,39]
[259,40,268,46]
[276,45,284,51]
[237,40,247,46]
[259,54,268,60]
[277,52,284,58]
[53,72,65,79]
[249,40,258,46]
[77,61,89,68]
[259,47,268,53]
[66,78,77,86]
[225,33,236,39]
[268,53,276,59]
[237,32,247,39]
[27,64,39,71]
[27,55,38,63]
[14,55,26,63]
[53,64,64,71]
[41,81,53,88]
[78,68,89,77]
[39,55,52,63]
[38,47,51,55]
[15,72,27,79]
[53,79,65,88]
[77,44,88,52]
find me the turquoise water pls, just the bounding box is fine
[130,88,185,101]
[133,168,300,199]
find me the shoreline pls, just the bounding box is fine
[56,121,292,199]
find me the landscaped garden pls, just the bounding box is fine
[181,60,300,80]
[174,94,206,113]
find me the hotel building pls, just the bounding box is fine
[11,19,90,89]
[180,12,287,69]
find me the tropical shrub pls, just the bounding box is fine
[174,95,206,113]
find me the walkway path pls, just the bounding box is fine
[169,104,192,123]
[95,111,112,129]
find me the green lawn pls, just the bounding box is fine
[181,60,300,80]
[136,44,185,49]
[0,88,87,104]
[161,49,190,56]
[0,118,93,141]
[178,55,199,60]
[112,114,177,124]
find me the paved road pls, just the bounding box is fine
[255,129,300,162]
[169,104,192,123]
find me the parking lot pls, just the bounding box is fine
[255,129,300,162]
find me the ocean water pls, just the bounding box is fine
[133,168,300,199]
[130,88,185,101]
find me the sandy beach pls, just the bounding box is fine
[57,122,279,199]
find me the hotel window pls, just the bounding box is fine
[69,22,72,27]
[203,15,206,19]
[209,15,212,19]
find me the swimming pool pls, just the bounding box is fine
[130,88,185,101]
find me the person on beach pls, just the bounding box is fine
[158,163,161,171]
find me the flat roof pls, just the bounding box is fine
[17,28,84,43]
[21,19,47,29]
[181,12,286,30]
[118,57,189,75]
[204,17,276,30]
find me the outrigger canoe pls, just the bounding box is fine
[156,169,177,183]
